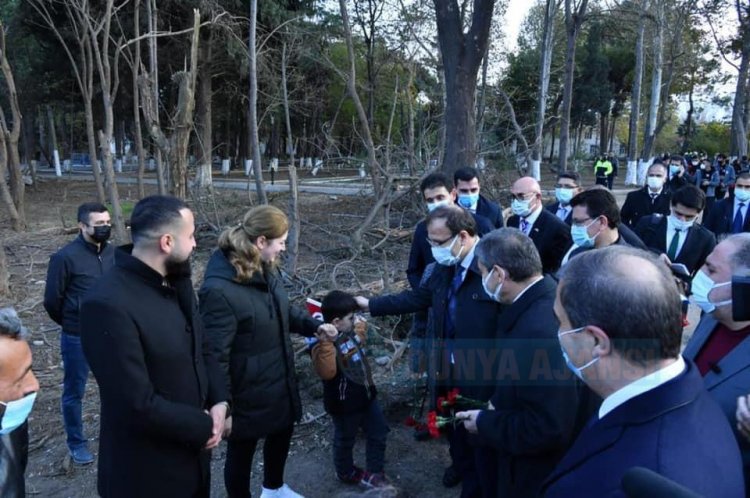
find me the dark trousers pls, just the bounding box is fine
[331,400,389,475]
[474,445,498,498]
[448,424,482,498]
[224,425,294,498]
[61,332,90,452]
[595,176,608,187]
[607,175,614,190]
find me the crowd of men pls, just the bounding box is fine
[2,154,750,497]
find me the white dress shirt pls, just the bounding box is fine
[665,216,688,258]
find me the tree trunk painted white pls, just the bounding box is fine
[115,158,122,173]
[245,159,252,176]
[531,159,541,180]
[627,0,650,177]
[626,160,638,185]
[637,159,651,186]
[221,159,230,176]
[53,150,62,176]
[640,0,663,160]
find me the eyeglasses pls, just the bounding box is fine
[509,192,536,202]
[426,234,456,247]
[571,217,596,228]
[554,184,578,189]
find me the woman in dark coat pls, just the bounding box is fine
[199,205,332,498]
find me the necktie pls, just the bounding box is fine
[445,265,465,339]
[557,206,567,221]
[667,228,681,260]
[650,194,657,204]
[733,203,746,234]
[520,218,529,234]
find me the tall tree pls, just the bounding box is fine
[433,0,496,177]
[531,0,562,179]
[248,0,267,204]
[729,0,750,156]
[640,0,665,162]
[626,0,650,185]
[557,0,589,171]
[0,21,26,230]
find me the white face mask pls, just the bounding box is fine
[669,214,694,231]
[426,199,452,213]
[690,270,731,314]
[0,392,37,435]
[430,235,463,266]
[481,268,503,302]
[647,176,664,191]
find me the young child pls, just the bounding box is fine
[310,290,390,489]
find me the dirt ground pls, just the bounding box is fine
[0,177,460,498]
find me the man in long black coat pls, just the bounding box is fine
[456,228,591,498]
[357,206,502,498]
[81,196,229,498]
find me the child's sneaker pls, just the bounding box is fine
[337,466,365,484]
[360,471,390,489]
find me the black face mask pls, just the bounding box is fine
[91,225,112,243]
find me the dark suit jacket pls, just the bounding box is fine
[371,253,501,403]
[541,361,745,498]
[507,209,572,274]
[476,194,504,229]
[634,214,716,276]
[620,187,672,227]
[545,201,572,225]
[704,197,750,237]
[474,276,584,498]
[684,315,750,476]
[81,247,227,498]
[406,213,494,290]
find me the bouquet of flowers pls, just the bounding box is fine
[436,388,487,414]
[426,411,466,439]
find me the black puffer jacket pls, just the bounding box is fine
[199,249,320,440]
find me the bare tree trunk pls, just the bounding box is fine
[339,0,383,200]
[532,0,560,179]
[434,0,496,178]
[46,105,62,176]
[640,0,664,161]
[558,0,589,172]
[499,89,531,175]
[194,28,213,190]
[248,0,267,204]
[626,0,650,185]
[731,4,750,157]
[0,246,8,297]
[281,41,299,274]
[133,0,146,198]
[147,0,167,195]
[0,24,26,230]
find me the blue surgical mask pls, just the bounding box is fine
[555,188,574,205]
[430,235,463,266]
[735,189,750,203]
[690,270,731,314]
[570,219,599,249]
[511,198,533,217]
[669,165,681,177]
[669,214,694,231]
[481,268,503,302]
[558,327,598,380]
[457,193,479,210]
[0,392,37,435]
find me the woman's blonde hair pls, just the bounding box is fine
[218,205,289,283]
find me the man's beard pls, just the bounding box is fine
[165,254,192,278]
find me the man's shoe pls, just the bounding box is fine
[442,465,462,488]
[70,447,95,465]
[259,484,305,498]
[360,471,390,489]
[337,466,366,484]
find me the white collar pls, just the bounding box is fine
[647,187,663,196]
[598,356,686,419]
[458,238,477,273]
[522,205,543,227]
